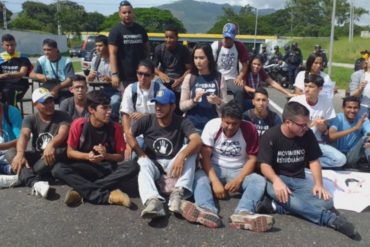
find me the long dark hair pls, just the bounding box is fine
[190,43,217,76]
[247,54,264,74]
[305,53,323,73]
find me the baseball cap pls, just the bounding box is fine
[32,87,54,104]
[223,23,237,40]
[151,88,176,105]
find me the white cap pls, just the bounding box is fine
[32,87,53,103]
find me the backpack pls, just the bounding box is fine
[213,120,251,144]
[78,116,116,152]
[246,109,277,128]
[131,80,161,111]
[215,40,246,72]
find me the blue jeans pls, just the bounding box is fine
[193,165,266,214]
[319,143,346,168]
[137,145,196,205]
[102,86,121,122]
[266,175,337,226]
[346,136,370,167]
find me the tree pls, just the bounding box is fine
[83,12,106,32]
[101,8,186,33]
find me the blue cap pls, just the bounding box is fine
[151,88,176,105]
[223,23,237,40]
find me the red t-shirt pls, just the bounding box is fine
[68,117,125,153]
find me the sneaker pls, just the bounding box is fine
[0,175,18,189]
[31,181,50,199]
[256,196,276,214]
[141,198,167,219]
[64,189,83,207]
[108,189,131,207]
[180,200,222,228]
[229,212,274,232]
[168,187,184,213]
[331,215,358,239]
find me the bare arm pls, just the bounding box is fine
[42,124,70,165]
[309,159,331,200]
[11,128,31,173]
[261,162,291,203]
[267,78,294,97]
[0,140,17,150]
[179,73,199,112]
[225,154,257,193]
[109,44,120,88]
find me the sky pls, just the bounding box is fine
[7,0,370,25]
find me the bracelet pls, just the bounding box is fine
[112,72,119,76]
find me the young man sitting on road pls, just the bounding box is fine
[60,75,88,120]
[181,101,274,232]
[52,91,139,207]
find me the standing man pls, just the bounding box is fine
[328,96,370,168]
[10,88,71,198]
[258,101,358,239]
[125,87,202,218]
[211,23,248,110]
[0,34,32,106]
[30,39,74,102]
[88,35,121,122]
[108,0,150,90]
[60,75,88,120]
[52,91,139,207]
[243,87,281,137]
[181,101,274,232]
[285,42,303,88]
[153,24,191,115]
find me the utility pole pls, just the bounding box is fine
[1,1,7,30]
[57,0,61,35]
[253,8,258,49]
[328,0,336,77]
[349,0,354,42]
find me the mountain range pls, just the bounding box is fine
[158,0,276,33]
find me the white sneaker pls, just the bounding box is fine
[168,187,184,213]
[0,175,19,189]
[31,181,50,198]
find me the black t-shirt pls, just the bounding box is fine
[153,43,191,79]
[0,57,31,86]
[257,125,322,178]
[108,22,148,83]
[132,114,197,160]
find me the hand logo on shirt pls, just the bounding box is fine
[153,138,173,156]
[36,133,53,151]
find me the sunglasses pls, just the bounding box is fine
[137,71,152,78]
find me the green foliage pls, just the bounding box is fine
[208,0,369,37]
[10,0,104,34]
[101,7,186,33]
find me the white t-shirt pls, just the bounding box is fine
[290,94,336,141]
[211,41,238,80]
[361,72,370,108]
[294,71,335,99]
[120,81,163,115]
[201,118,259,169]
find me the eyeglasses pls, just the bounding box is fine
[137,71,152,78]
[289,119,309,129]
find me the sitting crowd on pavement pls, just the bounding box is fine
[0,1,368,240]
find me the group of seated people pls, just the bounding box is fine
[0,29,368,240]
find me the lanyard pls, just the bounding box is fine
[49,59,60,81]
[249,73,260,89]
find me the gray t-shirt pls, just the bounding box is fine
[60,97,87,120]
[22,110,72,152]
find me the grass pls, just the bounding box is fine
[292,36,369,63]
[328,67,353,90]
[72,61,82,73]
